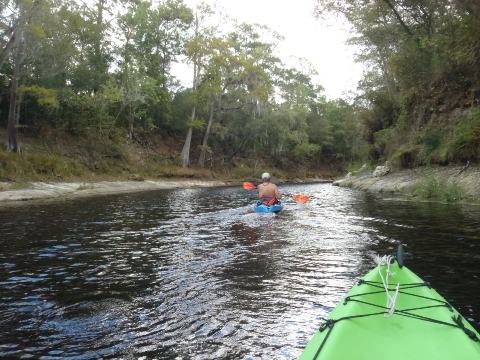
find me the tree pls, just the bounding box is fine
[315,0,480,164]
[2,0,56,150]
[116,0,192,139]
[181,2,213,167]
[0,0,369,172]
[0,0,42,70]
[6,25,23,151]
[65,0,113,93]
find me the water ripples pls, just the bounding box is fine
[0,184,479,359]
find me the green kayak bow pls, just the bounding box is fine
[301,253,480,359]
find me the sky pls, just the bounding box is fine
[173,0,365,100]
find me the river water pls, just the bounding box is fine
[0,183,479,359]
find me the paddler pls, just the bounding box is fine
[257,172,282,206]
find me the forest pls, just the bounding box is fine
[315,0,480,167]
[1,0,479,181]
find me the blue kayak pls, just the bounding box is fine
[254,201,283,213]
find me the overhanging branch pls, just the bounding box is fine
[382,0,414,36]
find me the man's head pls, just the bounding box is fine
[261,172,271,182]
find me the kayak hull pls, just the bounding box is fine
[300,261,480,360]
[254,202,283,213]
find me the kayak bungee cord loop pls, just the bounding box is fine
[374,255,400,317]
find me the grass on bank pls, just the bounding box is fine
[0,149,86,181]
[412,175,464,203]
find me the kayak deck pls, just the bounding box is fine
[254,202,283,213]
[301,261,480,359]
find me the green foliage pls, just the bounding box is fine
[20,86,59,108]
[59,82,123,135]
[391,145,419,169]
[447,108,480,160]
[188,118,206,131]
[356,87,401,162]
[416,129,448,164]
[0,0,368,176]
[292,142,321,161]
[422,130,443,157]
[316,0,480,166]
[2,0,479,183]
[0,147,85,181]
[378,107,480,167]
[373,128,395,156]
[390,39,436,91]
[413,176,464,203]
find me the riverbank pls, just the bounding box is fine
[0,179,231,206]
[0,127,336,190]
[0,177,333,206]
[333,164,480,203]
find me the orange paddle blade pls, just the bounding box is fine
[292,194,310,204]
[243,182,257,190]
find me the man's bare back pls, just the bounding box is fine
[258,182,281,200]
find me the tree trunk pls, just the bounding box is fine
[181,126,193,167]
[181,90,196,167]
[180,12,199,168]
[93,0,105,93]
[128,103,134,140]
[15,90,23,126]
[7,39,21,152]
[198,101,215,168]
[382,0,414,36]
[380,56,397,101]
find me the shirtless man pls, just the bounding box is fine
[257,172,282,205]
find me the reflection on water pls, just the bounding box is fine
[0,184,479,359]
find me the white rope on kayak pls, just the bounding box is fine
[374,255,400,317]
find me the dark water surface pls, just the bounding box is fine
[0,184,479,359]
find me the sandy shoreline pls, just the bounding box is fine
[0,177,334,207]
[0,179,229,206]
